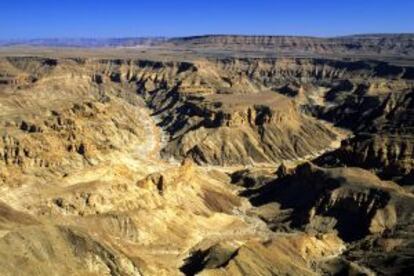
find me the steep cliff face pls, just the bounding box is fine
[309,75,414,185]
[157,92,339,166]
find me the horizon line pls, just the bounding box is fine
[1,32,414,41]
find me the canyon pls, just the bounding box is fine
[0,35,414,275]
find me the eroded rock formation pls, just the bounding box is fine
[0,50,413,275]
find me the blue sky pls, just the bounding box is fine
[0,0,413,39]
